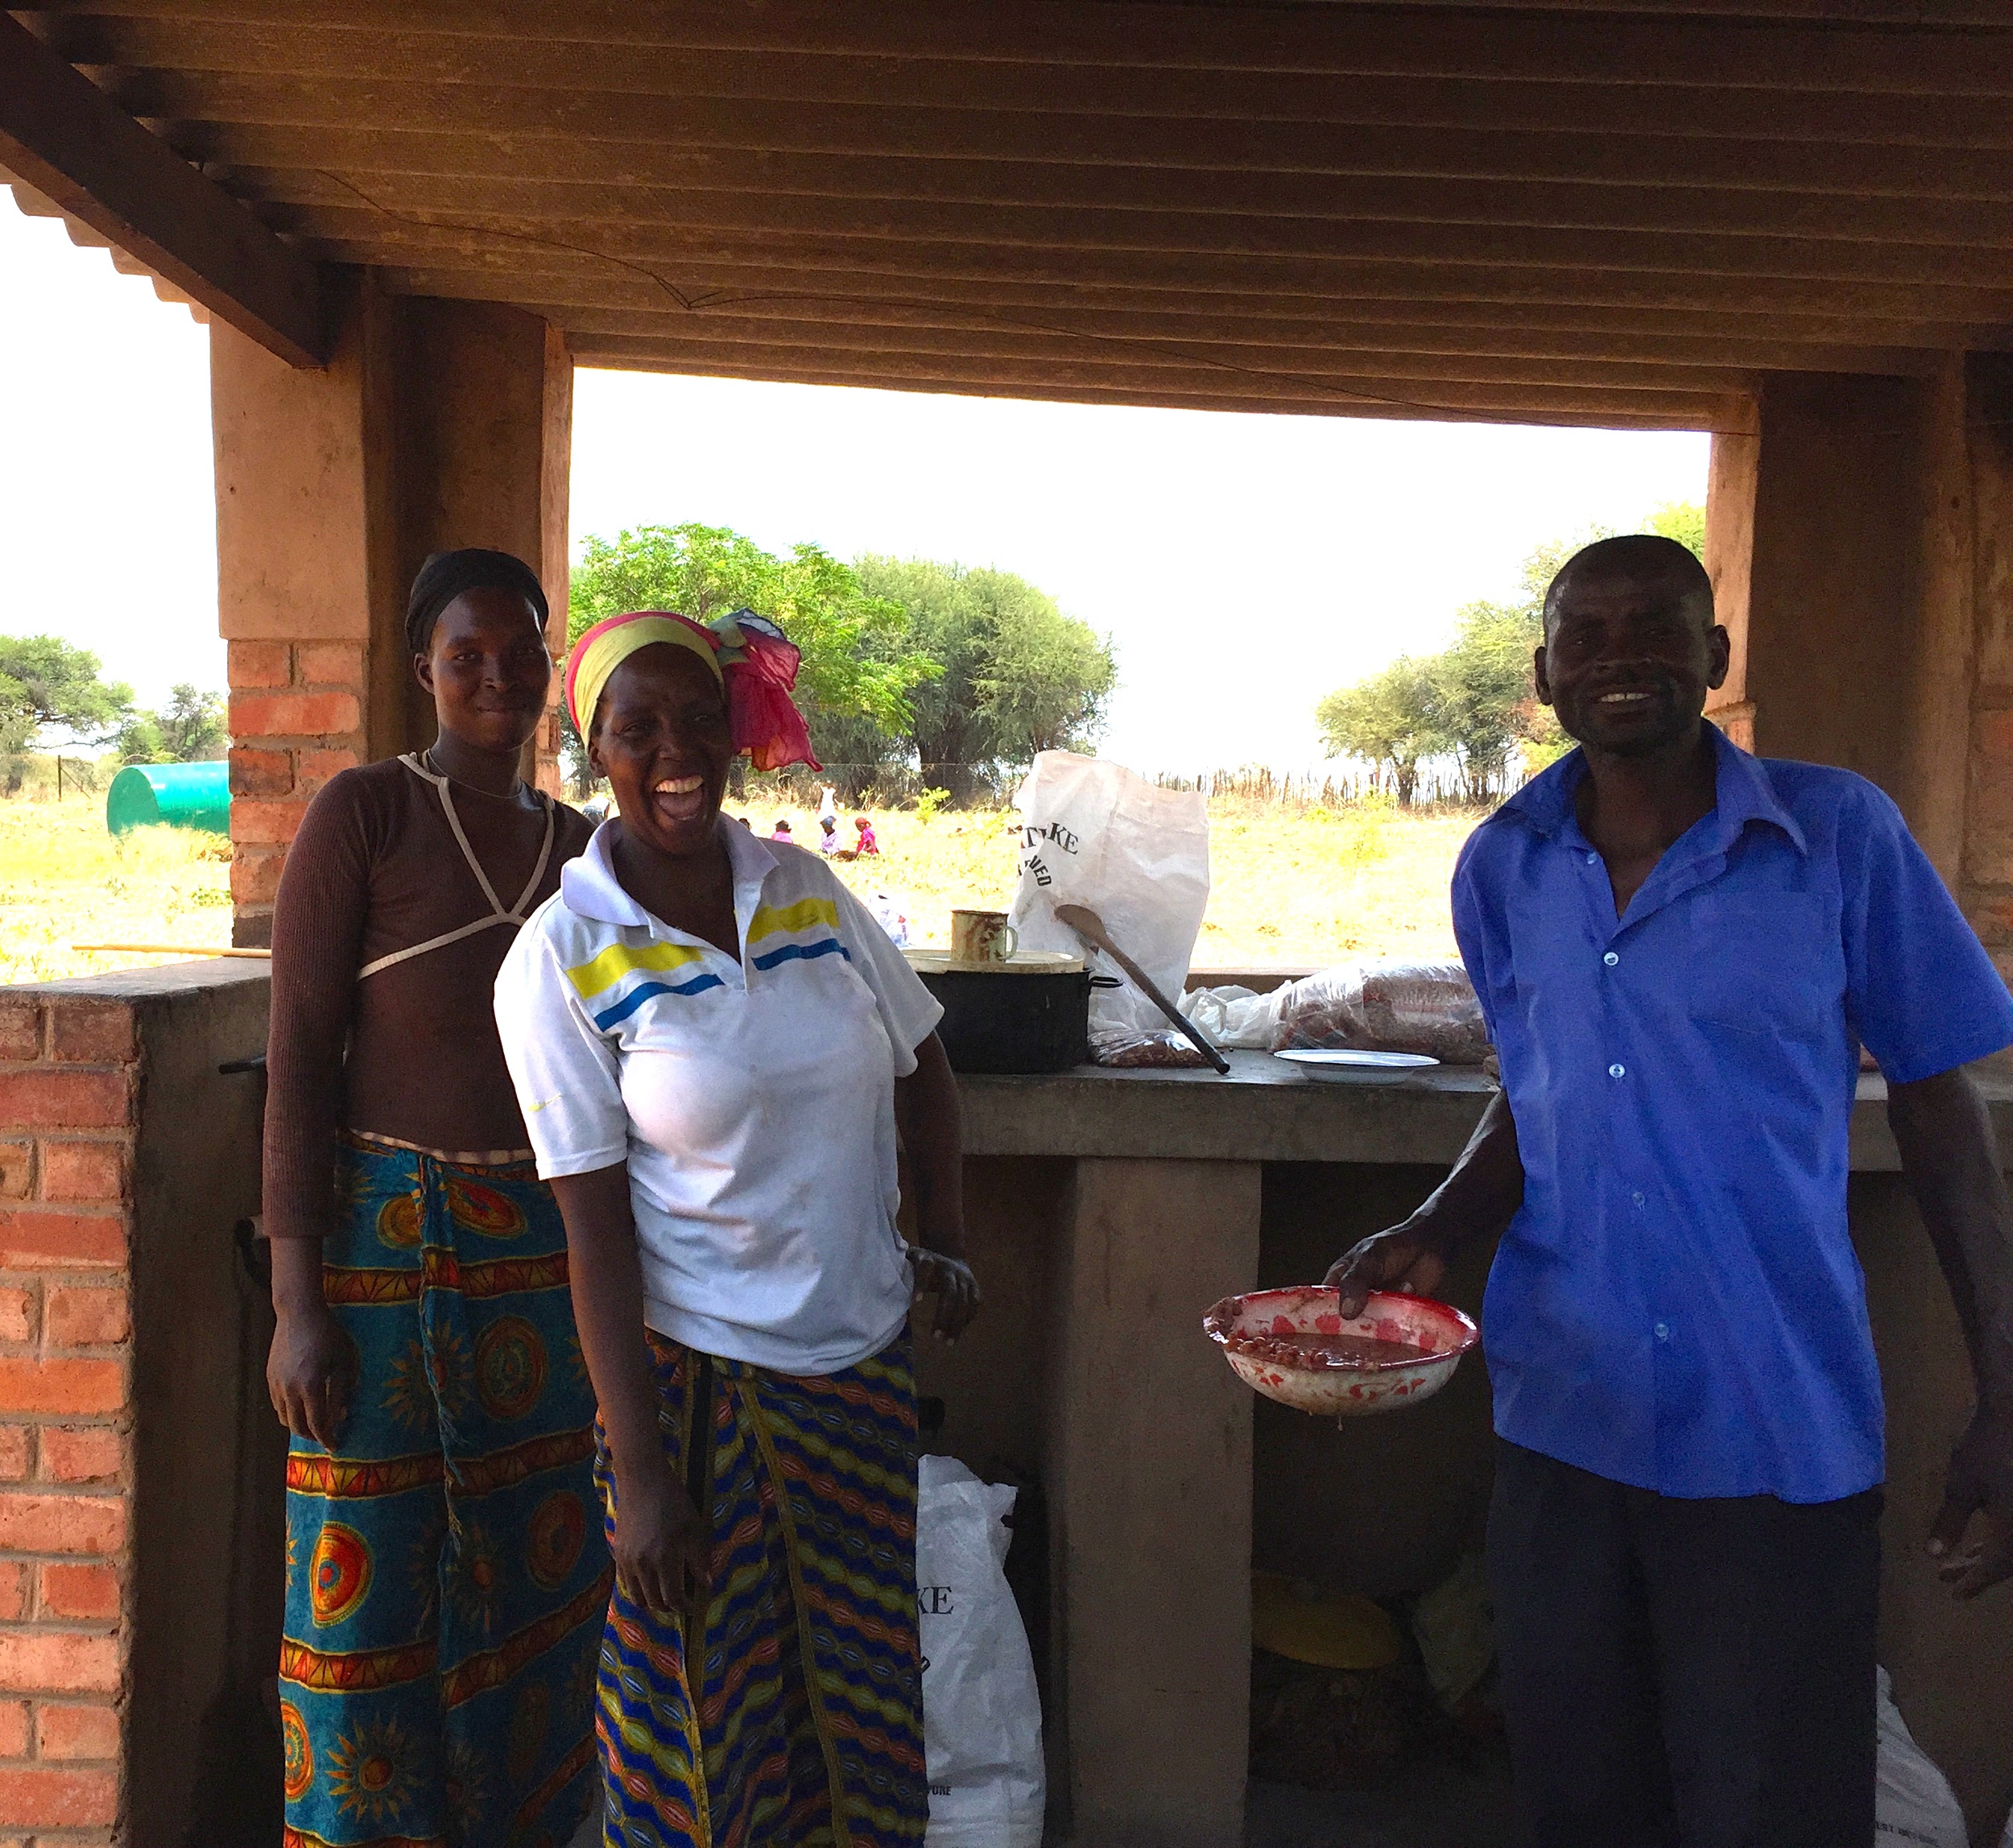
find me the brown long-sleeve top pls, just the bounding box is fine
[263,756,595,1240]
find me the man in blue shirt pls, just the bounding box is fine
[1329,535,2013,1846]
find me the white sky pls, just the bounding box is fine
[4,192,1709,771]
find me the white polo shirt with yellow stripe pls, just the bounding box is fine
[493,817,942,1374]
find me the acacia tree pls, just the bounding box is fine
[1316,656,1446,806]
[852,557,1115,800]
[118,684,225,764]
[0,636,133,754]
[1315,503,1705,804]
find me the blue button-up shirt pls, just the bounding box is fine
[1454,728,2013,1502]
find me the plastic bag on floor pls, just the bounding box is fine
[1412,1552,1495,1714]
[1010,751,1209,1042]
[918,1454,1045,1848]
[1877,1667,1966,1848]
[1272,959,1491,1065]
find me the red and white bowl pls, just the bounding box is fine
[1203,1286,1479,1419]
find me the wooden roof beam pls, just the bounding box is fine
[525,298,1947,378]
[215,158,2013,255]
[563,337,1755,430]
[22,2,2013,98]
[372,261,2002,350]
[315,236,2013,328]
[267,197,2013,292]
[180,118,2013,209]
[0,12,325,363]
[104,63,2013,155]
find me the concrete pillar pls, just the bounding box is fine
[1703,362,2013,888]
[212,275,572,945]
[1044,1158,1262,1848]
[1704,373,1941,804]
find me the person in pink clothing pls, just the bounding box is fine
[854,817,879,856]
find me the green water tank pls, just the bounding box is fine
[105,761,232,836]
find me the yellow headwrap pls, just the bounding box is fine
[564,608,820,772]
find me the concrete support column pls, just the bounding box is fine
[212,275,572,944]
[1045,1158,1261,1847]
[1704,358,2013,983]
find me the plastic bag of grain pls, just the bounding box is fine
[918,1454,1044,1848]
[1877,1667,1965,1848]
[1272,959,1490,1065]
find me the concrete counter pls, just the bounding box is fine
[957,1048,2013,1171]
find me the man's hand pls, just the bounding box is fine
[1888,1066,2013,1599]
[910,1248,981,1342]
[1928,1403,2013,1599]
[1321,1089,1523,1317]
[1325,1224,1449,1319]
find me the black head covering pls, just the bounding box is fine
[405,548,550,657]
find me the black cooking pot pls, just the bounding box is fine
[916,965,1114,1073]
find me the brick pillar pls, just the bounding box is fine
[0,965,275,1845]
[0,994,138,1844]
[213,276,572,945]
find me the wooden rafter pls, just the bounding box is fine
[0,10,325,363]
[14,0,2013,426]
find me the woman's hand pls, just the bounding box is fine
[613,1454,712,1620]
[267,1300,355,1448]
[910,1248,981,1342]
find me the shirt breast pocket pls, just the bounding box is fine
[1683,891,1841,1044]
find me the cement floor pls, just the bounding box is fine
[1244,1772,1519,1848]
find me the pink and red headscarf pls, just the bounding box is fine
[565,608,821,773]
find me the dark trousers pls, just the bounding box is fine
[1487,1440,1881,1848]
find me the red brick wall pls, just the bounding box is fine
[0,995,137,1845]
[226,641,365,947]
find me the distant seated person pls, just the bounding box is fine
[820,814,839,856]
[854,817,879,856]
[768,817,792,842]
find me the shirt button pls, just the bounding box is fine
[1586,853,1598,865]
[1604,951,1619,967]
[1632,1191,1646,1208]
[1609,1062,1626,1079]
[1654,1321,1671,1342]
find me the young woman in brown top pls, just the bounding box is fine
[262,549,606,1848]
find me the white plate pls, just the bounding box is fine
[1274,1048,1441,1085]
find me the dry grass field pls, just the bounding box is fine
[0,789,1480,987]
[810,797,1475,970]
[0,796,232,987]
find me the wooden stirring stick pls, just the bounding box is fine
[1053,902,1231,1074]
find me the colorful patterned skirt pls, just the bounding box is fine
[594,1329,928,1847]
[281,1134,611,1848]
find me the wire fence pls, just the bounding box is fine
[1148,760,1531,811]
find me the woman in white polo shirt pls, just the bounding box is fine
[494,607,975,1848]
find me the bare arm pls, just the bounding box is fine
[548,1162,709,1616]
[1326,1088,1524,1316]
[1888,1065,2013,1597]
[892,1031,980,1339]
[262,778,372,1445]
